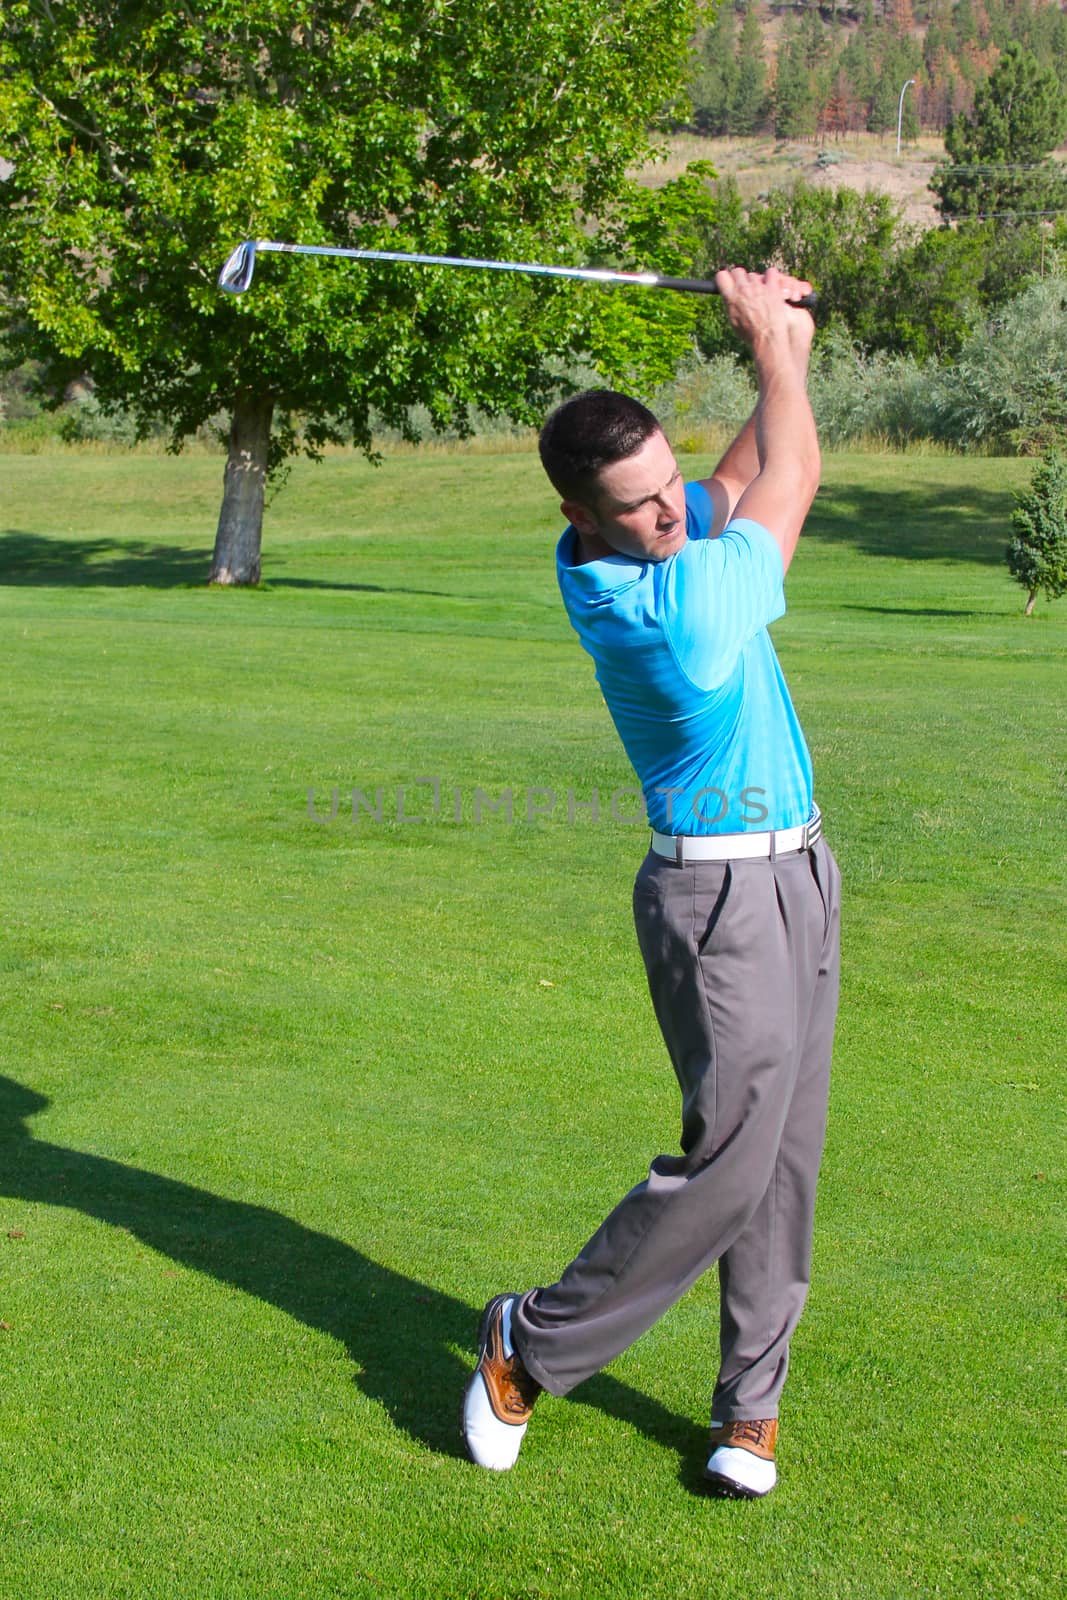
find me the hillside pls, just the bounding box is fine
[648,130,945,227]
[689,0,1067,139]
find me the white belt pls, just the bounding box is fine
[651,806,822,866]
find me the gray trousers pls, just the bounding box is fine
[512,835,841,1421]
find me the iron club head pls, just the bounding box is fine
[218,240,257,294]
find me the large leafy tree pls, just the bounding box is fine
[933,41,1067,223]
[883,225,988,360]
[692,181,903,358]
[0,1,706,583]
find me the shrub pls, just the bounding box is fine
[933,277,1067,454]
[0,352,48,425]
[651,352,757,453]
[806,327,943,449]
[57,393,142,446]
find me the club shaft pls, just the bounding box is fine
[254,240,710,293]
[236,240,817,307]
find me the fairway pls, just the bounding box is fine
[1,447,1064,1599]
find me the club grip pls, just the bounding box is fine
[656,275,819,310]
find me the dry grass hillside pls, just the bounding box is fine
[641,132,946,228]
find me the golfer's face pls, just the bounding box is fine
[588,431,688,563]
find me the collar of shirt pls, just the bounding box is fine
[556,526,648,594]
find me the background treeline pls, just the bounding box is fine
[690,0,1067,139]
[661,167,1067,453]
[689,169,1067,363]
[654,273,1067,454]
[3,5,1066,462]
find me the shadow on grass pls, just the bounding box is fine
[841,604,980,618]
[2,475,1015,590]
[0,532,456,598]
[807,482,1011,565]
[0,1076,706,1479]
[0,531,211,588]
[267,577,456,597]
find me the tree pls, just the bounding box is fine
[732,182,903,351]
[820,72,857,140]
[891,0,915,35]
[773,17,819,140]
[884,225,987,358]
[730,5,769,137]
[690,6,739,136]
[1007,449,1067,614]
[0,1,704,584]
[933,41,1067,222]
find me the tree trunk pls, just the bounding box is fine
[1025,589,1036,616]
[209,393,275,585]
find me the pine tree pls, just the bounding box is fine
[821,69,857,138]
[690,7,739,135]
[840,30,876,119]
[934,41,1067,222]
[922,45,956,131]
[798,6,832,72]
[774,17,818,139]
[1008,450,1067,615]
[731,5,769,136]
[868,66,902,134]
[892,0,915,36]
[955,0,980,48]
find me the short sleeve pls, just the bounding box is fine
[684,479,715,540]
[660,517,785,691]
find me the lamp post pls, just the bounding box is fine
[896,78,916,157]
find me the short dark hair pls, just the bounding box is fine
[538,389,663,504]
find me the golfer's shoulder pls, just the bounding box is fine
[675,512,780,570]
[720,517,782,565]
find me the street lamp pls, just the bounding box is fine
[896,79,916,157]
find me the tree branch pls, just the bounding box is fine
[30,86,134,191]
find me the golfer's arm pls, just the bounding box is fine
[698,414,760,538]
[698,330,815,544]
[729,347,820,574]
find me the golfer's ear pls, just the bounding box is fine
[561,499,597,537]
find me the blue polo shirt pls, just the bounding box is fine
[556,481,813,835]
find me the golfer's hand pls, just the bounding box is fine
[714,267,816,373]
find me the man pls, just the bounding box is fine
[461,268,841,1498]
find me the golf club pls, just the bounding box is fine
[217,239,818,307]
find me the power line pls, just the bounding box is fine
[942,209,1067,220]
[935,163,1067,175]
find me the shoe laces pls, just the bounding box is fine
[501,1357,541,1417]
[726,1418,773,1450]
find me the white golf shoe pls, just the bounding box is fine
[704,1417,779,1498]
[461,1294,541,1471]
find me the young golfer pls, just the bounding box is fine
[462,268,840,1498]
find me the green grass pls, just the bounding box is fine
[1,448,1064,1599]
